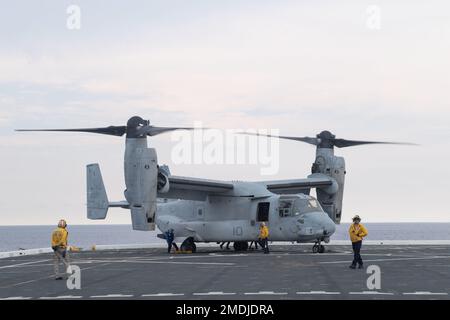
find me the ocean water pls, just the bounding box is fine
[1,223,450,252]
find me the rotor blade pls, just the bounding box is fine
[15,126,127,137]
[239,132,320,146]
[144,126,199,136]
[333,138,417,148]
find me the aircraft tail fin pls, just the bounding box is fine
[87,164,109,219]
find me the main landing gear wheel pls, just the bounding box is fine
[181,237,197,253]
[233,241,249,252]
[312,243,325,253]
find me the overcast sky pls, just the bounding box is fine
[1,0,449,225]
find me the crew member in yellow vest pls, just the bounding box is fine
[348,215,368,269]
[51,219,70,280]
[258,222,270,254]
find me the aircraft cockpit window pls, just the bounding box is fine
[308,200,320,209]
[278,200,293,217]
[294,199,322,214]
[279,198,321,217]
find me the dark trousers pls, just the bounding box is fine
[167,241,179,253]
[352,241,363,266]
[220,242,230,249]
[259,239,269,253]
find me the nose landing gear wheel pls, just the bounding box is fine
[233,241,249,252]
[312,244,319,253]
[312,243,325,253]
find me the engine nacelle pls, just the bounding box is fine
[124,139,158,231]
[310,148,345,224]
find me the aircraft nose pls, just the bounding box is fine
[324,219,336,236]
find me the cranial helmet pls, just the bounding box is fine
[58,219,67,228]
[352,215,361,222]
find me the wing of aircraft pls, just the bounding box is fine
[106,174,333,205]
[257,174,334,195]
[160,175,234,201]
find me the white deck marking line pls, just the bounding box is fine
[166,253,248,259]
[0,263,110,289]
[143,252,371,260]
[0,263,55,268]
[39,296,83,299]
[0,274,57,288]
[320,256,450,264]
[208,254,248,257]
[0,259,50,270]
[403,292,448,296]
[70,252,397,265]
[133,260,236,266]
[244,291,288,295]
[193,292,236,296]
[90,294,134,298]
[304,253,396,257]
[0,296,32,300]
[77,259,235,266]
[119,254,248,262]
[349,291,394,295]
[142,293,185,297]
[297,291,341,295]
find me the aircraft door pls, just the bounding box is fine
[256,202,270,222]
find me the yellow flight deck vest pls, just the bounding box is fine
[259,226,269,239]
[51,227,68,248]
[349,223,368,243]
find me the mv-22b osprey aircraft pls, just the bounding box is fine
[18,116,410,253]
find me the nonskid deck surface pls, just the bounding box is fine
[1,245,450,300]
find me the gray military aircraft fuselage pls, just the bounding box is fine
[156,187,336,250]
[18,116,411,253]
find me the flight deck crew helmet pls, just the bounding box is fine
[352,215,361,222]
[58,219,67,228]
[260,222,266,227]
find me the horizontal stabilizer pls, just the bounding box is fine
[109,201,130,208]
